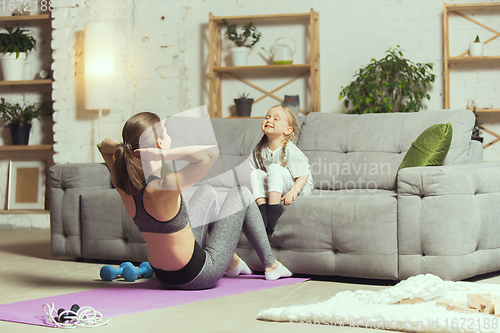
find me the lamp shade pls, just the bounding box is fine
[84,22,115,110]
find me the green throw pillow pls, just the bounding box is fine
[398,123,453,171]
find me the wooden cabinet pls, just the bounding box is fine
[208,9,320,118]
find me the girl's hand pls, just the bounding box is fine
[282,190,298,205]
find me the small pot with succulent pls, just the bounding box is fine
[470,35,484,57]
[223,20,262,66]
[0,98,47,145]
[234,93,254,117]
[472,107,483,143]
[0,26,37,81]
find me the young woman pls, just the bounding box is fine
[99,112,291,290]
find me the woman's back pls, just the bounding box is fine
[123,186,196,271]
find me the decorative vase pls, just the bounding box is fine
[234,98,254,117]
[283,95,300,116]
[0,53,27,81]
[9,123,31,145]
[230,47,250,66]
[469,42,484,57]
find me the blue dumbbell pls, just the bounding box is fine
[100,262,135,281]
[122,262,154,282]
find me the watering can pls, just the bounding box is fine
[261,37,296,64]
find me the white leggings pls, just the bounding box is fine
[250,163,310,200]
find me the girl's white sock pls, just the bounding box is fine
[265,261,292,281]
[226,259,252,277]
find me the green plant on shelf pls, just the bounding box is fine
[0,98,48,127]
[237,92,251,99]
[0,26,36,58]
[222,20,262,48]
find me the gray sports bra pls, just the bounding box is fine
[132,185,188,234]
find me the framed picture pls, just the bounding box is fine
[7,161,46,210]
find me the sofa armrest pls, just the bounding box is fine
[397,163,500,280]
[49,163,114,258]
[468,140,483,164]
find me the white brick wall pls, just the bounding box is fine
[49,0,500,165]
[3,0,500,227]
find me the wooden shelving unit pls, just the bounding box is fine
[0,14,53,212]
[443,3,500,148]
[0,14,54,87]
[0,144,53,152]
[448,56,500,63]
[443,3,500,109]
[0,14,50,22]
[208,9,320,118]
[0,79,52,86]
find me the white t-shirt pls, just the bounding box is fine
[250,141,314,190]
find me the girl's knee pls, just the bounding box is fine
[266,163,286,173]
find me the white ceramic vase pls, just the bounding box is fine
[230,47,250,66]
[0,53,27,81]
[469,42,484,57]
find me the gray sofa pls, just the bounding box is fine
[50,109,500,281]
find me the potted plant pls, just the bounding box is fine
[0,26,37,81]
[470,35,484,57]
[0,98,46,145]
[234,93,254,117]
[472,107,483,143]
[339,46,436,114]
[223,20,262,66]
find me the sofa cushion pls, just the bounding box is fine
[398,123,453,171]
[297,109,474,191]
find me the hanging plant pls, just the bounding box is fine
[339,46,436,114]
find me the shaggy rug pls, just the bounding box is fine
[258,274,500,333]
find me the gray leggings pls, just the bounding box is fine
[163,185,276,290]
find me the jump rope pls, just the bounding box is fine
[42,303,109,328]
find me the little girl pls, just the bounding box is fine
[249,105,313,235]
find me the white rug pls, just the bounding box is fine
[257,274,500,333]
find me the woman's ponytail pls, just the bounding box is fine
[114,112,161,195]
[113,144,145,195]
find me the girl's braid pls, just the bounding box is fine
[280,132,294,167]
[254,134,268,171]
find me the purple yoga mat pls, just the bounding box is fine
[0,275,308,327]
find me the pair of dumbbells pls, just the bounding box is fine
[100,262,153,282]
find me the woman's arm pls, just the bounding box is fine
[139,145,220,193]
[100,138,121,155]
[98,138,129,197]
[99,138,119,181]
[137,145,218,163]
